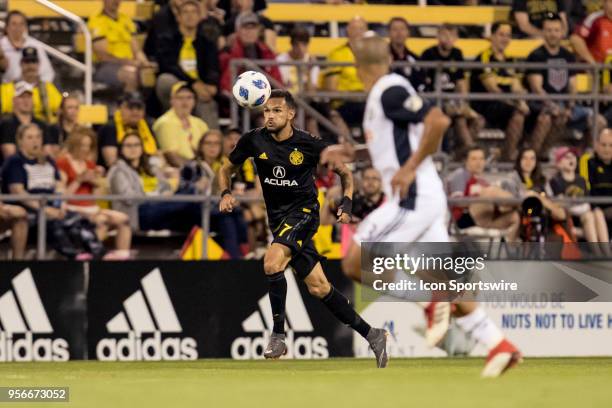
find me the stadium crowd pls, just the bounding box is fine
[0,0,611,259]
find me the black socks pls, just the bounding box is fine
[322,286,371,339]
[267,271,287,335]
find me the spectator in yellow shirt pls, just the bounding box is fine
[88,0,153,92]
[153,82,209,168]
[323,16,367,129]
[0,47,61,124]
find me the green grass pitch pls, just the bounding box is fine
[1,358,610,408]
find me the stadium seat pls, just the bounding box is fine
[78,104,108,125]
[9,0,155,20]
[73,32,146,54]
[276,37,544,59]
[264,4,510,27]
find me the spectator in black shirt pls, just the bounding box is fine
[470,22,531,161]
[421,23,484,150]
[513,0,568,38]
[580,128,612,224]
[156,0,220,129]
[1,123,67,228]
[0,81,50,166]
[143,0,181,60]
[547,146,609,243]
[388,17,426,92]
[526,14,605,153]
[97,92,158,168]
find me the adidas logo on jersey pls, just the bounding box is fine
[0,269,69,362]
[96,269,197,361]
[231,271,328,359]
[258,152,268,160]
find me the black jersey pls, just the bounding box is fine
[229,127,329,223]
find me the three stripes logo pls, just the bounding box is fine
[96,268,197,361]
[0,269,69,361]
[231,271,328,359]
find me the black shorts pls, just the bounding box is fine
[473,100,516,129]
[270,208,325,280]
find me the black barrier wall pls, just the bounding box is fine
[0,261,353,361]
[0,263,87,361]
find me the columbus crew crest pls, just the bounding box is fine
[290,149,304,165]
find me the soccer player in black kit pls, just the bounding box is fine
[218,90,388,367]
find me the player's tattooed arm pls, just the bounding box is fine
[329,160,354,224]
[218,160,241,213]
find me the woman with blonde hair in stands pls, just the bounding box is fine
[56,126,132,258]
[46,93,81,158]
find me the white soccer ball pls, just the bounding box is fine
[232,70,271,108]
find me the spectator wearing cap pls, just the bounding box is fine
[0,47,62,124]
[87,0,153,92]
[223,0,275,51]
[219,12,282,94]
[276,26,320,94]
[153,82,209,167]
[0,81,51,165]
[512,0,568,38]
[97,92,157,168]
[547,146,609,243]
[0,11,54,84]
[156,0,220,129]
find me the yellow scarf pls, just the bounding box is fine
[114,110,157,155]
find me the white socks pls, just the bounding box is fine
[455,307,504,351]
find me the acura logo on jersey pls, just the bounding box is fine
[273,166,286,178]
[265,166,297,187]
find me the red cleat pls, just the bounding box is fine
[481,339,523,378]
[423,302,451,347]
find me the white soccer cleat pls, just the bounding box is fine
[423,301,451,348]
[481,339,523,378]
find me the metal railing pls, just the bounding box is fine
[229,59,612,138]
[2,193,612,259]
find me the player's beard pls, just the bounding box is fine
[265,119,288,135]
